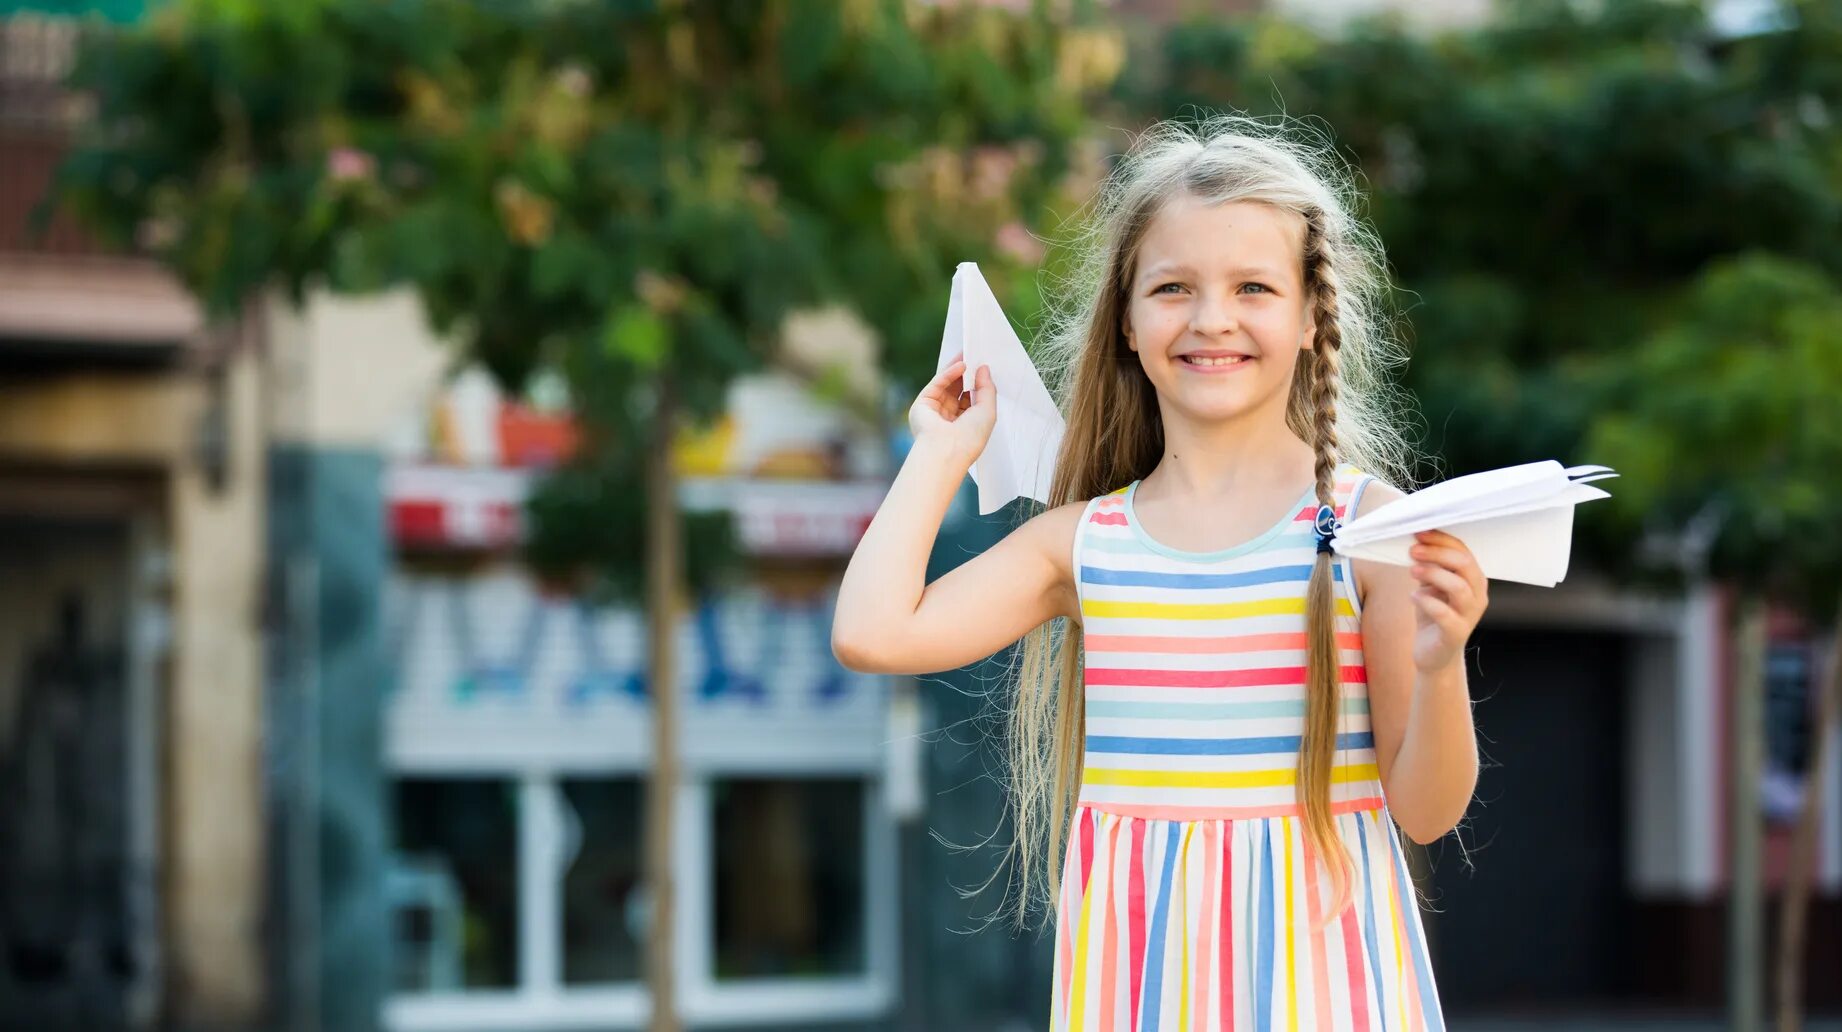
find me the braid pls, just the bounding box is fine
[1308,219,1346,503]
[1298,215,1357,930]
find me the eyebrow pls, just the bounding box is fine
[1137,262,1287,286]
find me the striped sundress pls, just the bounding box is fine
[1053,462,1445,1032]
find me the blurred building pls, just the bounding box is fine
[370,338,909,1032]
[2,2,1839,1031]
[0,10,262,1029]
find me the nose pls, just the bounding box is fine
[1188,289,1239,337]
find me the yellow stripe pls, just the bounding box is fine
[1386,813,1409,1031]
[1178,821,1194,1030]
[1081,596,1355,621]
[1068,834,1097,1030]
[1081,763,1380,790]
[1284,816,1299,1032]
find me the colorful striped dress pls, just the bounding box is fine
[1053,462,1445,1032]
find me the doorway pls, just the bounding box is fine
[1422,627,1633,1012]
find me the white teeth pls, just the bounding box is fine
[1181,355,1248,366]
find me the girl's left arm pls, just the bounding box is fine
[1351,484,1484,845]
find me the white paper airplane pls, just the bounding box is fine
[1331,460,1619,586]
[932,262,1067,515]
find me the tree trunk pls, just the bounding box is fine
[1775,604,1842,1032]
[645,371,682,1032]
[1730,594,1767,1032]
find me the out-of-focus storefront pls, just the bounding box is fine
[0,12,264,1029]
[375,355,914,1031]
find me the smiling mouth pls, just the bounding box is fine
[1178,355,1252,367]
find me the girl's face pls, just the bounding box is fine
[1122,195,1316,426]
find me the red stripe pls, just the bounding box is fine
[1085,664,1368,688]
[1091,511,1129,526]
[1128,818,1147,1032]
[1341,894,1371,1032]
[1079,808,1097,898]
[1099,817,1123,1031]
[1219,823,1236,1026]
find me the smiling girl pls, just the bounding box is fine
[833,116,1481,1031]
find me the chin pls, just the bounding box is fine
[1171,395,1256,423]
[1168,379,1283,419]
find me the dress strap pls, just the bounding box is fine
[1344,465,1379,520]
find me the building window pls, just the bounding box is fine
[391,778,519,991]
[560,778,645,985]
[711,778,867,981]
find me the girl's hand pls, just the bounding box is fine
[1407,529,1488,673]
[908,355,996,468]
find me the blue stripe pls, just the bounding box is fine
[1388,821,1447,1032]
[1255,820,1275,1032]
[1087,699,1369,720]
[1086,732,1374,756]
[1080,563,1353,589]
[1358,813,1389,1032]
[1140,821,1182,1031]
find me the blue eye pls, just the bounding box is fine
[1154,282,1184,294]
[1242,282,1270,294]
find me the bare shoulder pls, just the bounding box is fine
[1011,498,1090,621]
[1350,478,1408,607]
[1024,497,1090,571]
[1353,478,1407,515]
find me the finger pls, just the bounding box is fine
[1412,588,1462,630]
[1409,543,1475,574]
[923,360,969,404]
[1412,564,1475,611]
[1415,542,1489,599]
[971,364,997,409]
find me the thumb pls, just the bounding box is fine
[973,365,996,409]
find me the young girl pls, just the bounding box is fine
[833,116,1484,1031]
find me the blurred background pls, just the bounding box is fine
[1,0,1840,1030]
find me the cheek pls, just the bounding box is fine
[1128,301,1184,345]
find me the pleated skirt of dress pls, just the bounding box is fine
[1050,803,1446,1032]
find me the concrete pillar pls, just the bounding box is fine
[167,343,268,1024]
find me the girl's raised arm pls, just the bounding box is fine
[831,359,1081,676]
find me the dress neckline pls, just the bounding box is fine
[1121,471,1332,564]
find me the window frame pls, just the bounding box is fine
[382,730,899,1032]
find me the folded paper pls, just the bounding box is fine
[933,262,1067,515]
[1330,460,1619,587]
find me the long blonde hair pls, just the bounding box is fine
[991,114,1421,934]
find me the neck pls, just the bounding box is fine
[1143,394,1318,502]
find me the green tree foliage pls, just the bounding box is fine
[53,0,1115,594]
[1116,0,1842,598]
[1585,252,1842,618]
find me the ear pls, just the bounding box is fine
[1301,306,1317,352]
[1121,314,1136,352]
